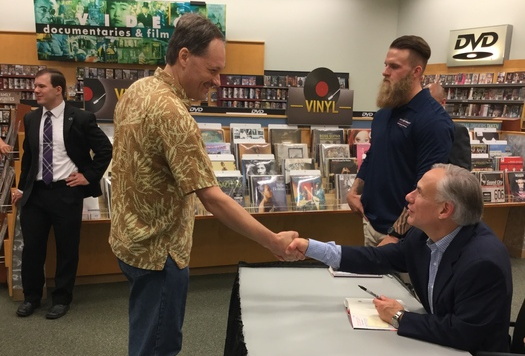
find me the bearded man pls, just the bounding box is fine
[346,35,454,247]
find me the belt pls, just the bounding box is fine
[34,179,68,189]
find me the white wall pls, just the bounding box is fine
[398,0,525,64]
[0,0,399,111]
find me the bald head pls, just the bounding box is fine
[426,82,446,106]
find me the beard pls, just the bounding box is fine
[376,73,413,108]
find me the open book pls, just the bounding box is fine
[328,267,382,278]
[344,298,405,331]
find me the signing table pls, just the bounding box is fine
[224,263,468,356]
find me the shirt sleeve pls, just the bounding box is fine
[305,239,342,269]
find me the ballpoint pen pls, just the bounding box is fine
[358,284,380,299]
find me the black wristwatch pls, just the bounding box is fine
[387,226,404,239]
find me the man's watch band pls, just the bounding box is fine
[387,226,404,239]
[391,310,405,329]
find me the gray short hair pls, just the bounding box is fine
[432,163,483,225]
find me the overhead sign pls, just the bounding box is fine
[286,67,353,126]
[447,24,512,67]
[33,0,226,64]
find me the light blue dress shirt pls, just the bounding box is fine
[426,226,461,314]
[306,226,462,315]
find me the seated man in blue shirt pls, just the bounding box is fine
[289,163,512,354]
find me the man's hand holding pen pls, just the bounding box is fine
[373,296,405,325]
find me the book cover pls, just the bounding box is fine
[471,143,488,154]
[237,142,272,157]
[479,171,505,203]
[215,170,244,206]
[471,157,495,171]
[335,173,356,207]
[274,143,309,165]
[344,298,402,331]
[209,154,236,171]
[230,123,265,143]
[290,171,325,210]
[328,266,381,278]
[356,143,371,170]
[500,156,524,172]
[506,171,525,202]
[205,142,231,155]
[250,174,287,212]
[310,128,345,163]
[282,158,314,184]
[269,127,301,145]
[487,142,512,158]
[241,154,277,190]
[200,128,225,143]
[320,143,351,177]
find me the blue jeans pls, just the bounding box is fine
[118,257,189,356]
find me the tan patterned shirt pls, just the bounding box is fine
[109,67,217,270]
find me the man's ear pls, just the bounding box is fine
[179,47,189,67]
[439,201,454,220]
[413,65,423,78]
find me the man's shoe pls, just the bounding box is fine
[45,304,70,319]
[16,301,41,317]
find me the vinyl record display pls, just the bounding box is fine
[83,79,106,113]
[304,67,341,102]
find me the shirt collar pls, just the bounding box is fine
[154,67,191,108]
[43,100,65,119]
[426,226,462,253]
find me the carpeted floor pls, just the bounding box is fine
[1,258,525,356]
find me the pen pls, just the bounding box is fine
[358,284,380,299]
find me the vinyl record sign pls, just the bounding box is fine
[287,67,353,126]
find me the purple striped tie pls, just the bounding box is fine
[42,111,53,184]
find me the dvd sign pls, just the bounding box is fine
[447,25,512,67]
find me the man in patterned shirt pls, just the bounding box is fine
[110,13,302,356]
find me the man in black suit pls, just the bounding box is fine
[426,82,471,170]
[12,68,112,319]
[289,164,512,353]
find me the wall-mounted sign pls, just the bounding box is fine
[447,24,512,67]
[84,78,134,121]
[286,67,353,126]
[33,0,226,64]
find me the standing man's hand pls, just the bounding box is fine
[0,142,12,155]
[346,190,365,217]
[11,189,23,205]
[272,231,305,261]
[378,235,399,246]
[346,177,367,220]
[66,172,89,186]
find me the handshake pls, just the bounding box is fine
[269,231,310,262]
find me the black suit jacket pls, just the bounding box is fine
[449,123,471,170]
[19,104,112,206]
[340,222,512,353]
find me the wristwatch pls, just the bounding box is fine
[387,226,404,239]
[391,310,405,329]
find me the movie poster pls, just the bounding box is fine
[33,0,226,64]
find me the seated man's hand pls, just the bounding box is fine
[373,296,404,325]
[272,231,305,262]
[286,237,309,256]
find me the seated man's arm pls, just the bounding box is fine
[397,260,511,352]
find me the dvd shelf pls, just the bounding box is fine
[422,71,525,121]
[0,64,47,100]
[217,70,349,111]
